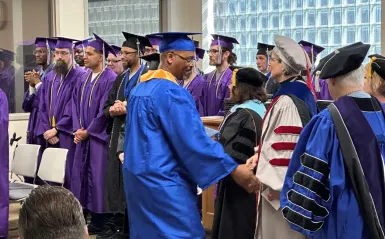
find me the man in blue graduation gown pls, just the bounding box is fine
[281,42,385,239]
[71,33,117,235]
[0,89,9,239]
[123,32,259,239]
[37,37,86,188]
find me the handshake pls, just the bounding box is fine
[230,154,260,193]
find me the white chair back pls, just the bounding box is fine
[11,144,40,178]
[37,148,68,184]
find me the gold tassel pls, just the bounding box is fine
[231,68,239,86]
[368,56,376,79]
[51,116,56,127]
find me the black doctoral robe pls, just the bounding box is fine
[102,67,148,213]
[211,108,263,239]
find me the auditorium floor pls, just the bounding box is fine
[8,203,211,239]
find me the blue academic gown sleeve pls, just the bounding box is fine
[281,111,365,239]
[155,87,238,190]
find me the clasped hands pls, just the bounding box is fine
[73,128,89,144]
[230,154,260,194]
[109,100,126,117]
[43,128,59,145]
[25,70,41,87]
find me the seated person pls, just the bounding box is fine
[18,186,88,239]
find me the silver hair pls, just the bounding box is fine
[334,64,365,87]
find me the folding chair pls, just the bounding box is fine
[37,148,68,185]
[9,144,40,201]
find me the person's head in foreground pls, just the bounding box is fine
[18,186,88,239]
[364,54,385,103]
[229,66,268,104]
[269,35,310,83]
[315,42,370,100]
[154,32,199,80]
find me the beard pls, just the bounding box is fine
[54,60,69,75]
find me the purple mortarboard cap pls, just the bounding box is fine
[74,37,92,49]
[298,40,325,57]
[111,45,121,55]
[35,37,56,49]
[55,37,78,49]
[145,35,162,47]
[211,34,239,50]
[257,42,275,56]
[0,49,15,61]
[149,32,201,53]
[88,33,116,57]
[195,48,205,60]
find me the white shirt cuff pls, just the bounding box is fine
[29,86,36,95]
[35,82,42,91]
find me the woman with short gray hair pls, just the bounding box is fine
[253,35,317,239]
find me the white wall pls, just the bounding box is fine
[53,0,88,39]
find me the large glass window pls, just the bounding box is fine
[204,0,382,69]
[88,0,160,44]
[1,0,53,113]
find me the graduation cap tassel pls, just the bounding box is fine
[137,38,141,65]
[46,39,51,66]
[311,45,314,72]
[368,56,376,79]
[102,43,106,69]
[302,48,316,100]
[315,71,321,93]
[218,36,222,65]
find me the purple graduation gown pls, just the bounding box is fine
[0,89,9,237]
[312,76,332,100]
[0,66,15,113]
[178,74,205,116]
[202,68,233,116]
[36,66,86,188]
[71,67,116,213]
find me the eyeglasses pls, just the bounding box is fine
[54,51,70,56]
[121,51,137,56]
[173,53,195,64]
[33,50,47,55]
[107,59,121,63]
[206,49,219,54]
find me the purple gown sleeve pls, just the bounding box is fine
[85,78,115,142]
[0,89,9,237]
[72,82,81,133]
[22,91,34,113]
[36,82,51,136]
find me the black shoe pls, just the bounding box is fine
[96,229,117,239]
[87,223,105,235]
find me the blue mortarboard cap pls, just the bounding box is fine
[55,37,78,49]
[210,34,239,50]
[111,45,121,55]
[74,37,93,49]
[298,40,325,57]
[149,32,201,53]
[88,33,116,57]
